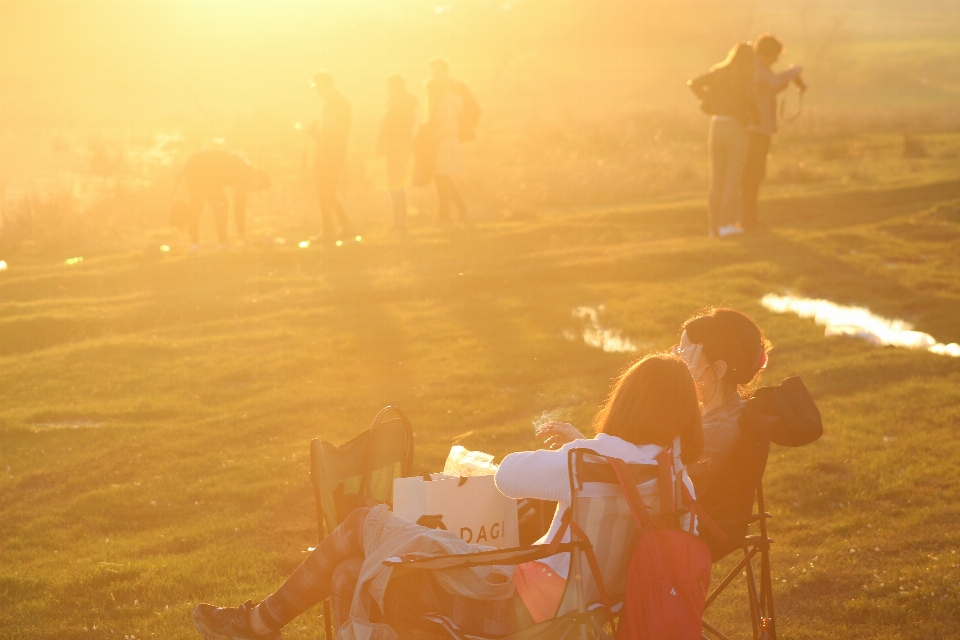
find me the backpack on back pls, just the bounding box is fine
[606,452,724,640]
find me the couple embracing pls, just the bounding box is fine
[193,307,820,640]
[689,34,806,237]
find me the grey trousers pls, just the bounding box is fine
[707,118,749,235]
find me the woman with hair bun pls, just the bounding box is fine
[674,308,772,487]
[539,307,822,494]
[674,306,826,493]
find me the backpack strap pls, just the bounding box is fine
[604,457,653,529]
[569,518,613,624]
[654,449,676,515]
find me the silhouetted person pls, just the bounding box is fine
[742,34,805,232]
[425,58,479,225]
[689,43,759,238]
[310,71,353,242]
[175,148,269,249]
[377,75,417,233]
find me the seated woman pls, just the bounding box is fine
[673,307,821,489]
[540,307,821,562]
[192,353,703,640]
[674,307,822,559]
[540,307,821,494]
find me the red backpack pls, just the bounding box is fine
[606,452,726,640]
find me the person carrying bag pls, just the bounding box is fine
[688,43,760,238]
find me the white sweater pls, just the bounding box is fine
[495,433,696,579]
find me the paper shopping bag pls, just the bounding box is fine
[393,474,519,548]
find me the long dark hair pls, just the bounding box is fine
[594,353,703,464]
[682,307,770,395]
[711,42,755,74]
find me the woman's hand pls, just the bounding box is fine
[675,342,706,380]
[535,422,587,450]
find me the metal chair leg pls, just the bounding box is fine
[703,482,780,640]
[756,486,777,640]
[702,619,736,640]
[745,552,762,639]
[588,616,613,640]
[323,599,332,640]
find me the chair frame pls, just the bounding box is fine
[701,482,777,640]
[310,405,415,640]
[383,448,685,640]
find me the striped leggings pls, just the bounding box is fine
[258,507,369,631]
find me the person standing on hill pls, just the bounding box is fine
[173,148,270,251]
[424,58,479,225]
[688,43,759,238]
[741,34,805,232]
[310,71,353,243]
[377,75,418,234]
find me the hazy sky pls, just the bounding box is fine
[1,1,957,130]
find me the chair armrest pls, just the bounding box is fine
[384,542,581,571]
[714,512,771,527]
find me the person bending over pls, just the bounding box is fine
[175,148,270,250]
[192,353,703,640]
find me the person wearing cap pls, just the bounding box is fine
[377,75,418,234]
[309,71,353,242]
[742,34,805,232]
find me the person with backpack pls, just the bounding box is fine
[688,43,760,238]
[191,353,704,640]
[423,58,479,225]
[500,354,705,628]
[741,34,805,232]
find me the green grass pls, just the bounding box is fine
[4,178,960,639]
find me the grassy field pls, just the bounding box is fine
[3,171,960,639]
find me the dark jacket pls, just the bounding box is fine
[696,376,822,560]
[688,66,759,125]
[746,376,823,447]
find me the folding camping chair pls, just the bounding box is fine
[310,406,415,640]
[700,483,776,640]
[696,375,822,640]
[383,448,678,640]
[697,406,778,640]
